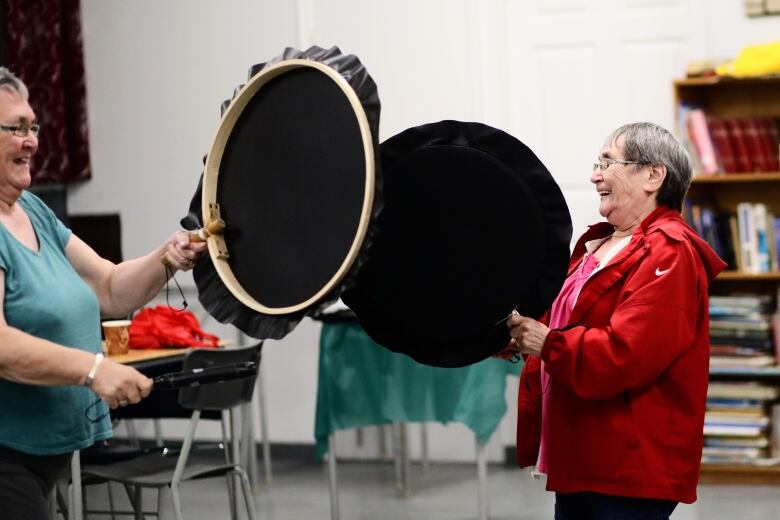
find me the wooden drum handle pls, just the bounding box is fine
[188,219,226,243]
[161,219,225,266]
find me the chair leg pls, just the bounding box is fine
[133,487,143,520]
[55,482,68,520]
[328,434,340,520]
[476,439,488,520]
[157,486,174,520]
[170,483,184,520]
[225,474,239,520]
[70,451,83,520]
[230,409,242,519]
[106,482,117,520]
[50,489,58,520]
[236,468,258,520]
[81,481,88,520]
[221,411,238,520]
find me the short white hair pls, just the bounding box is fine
[0,67,30,100]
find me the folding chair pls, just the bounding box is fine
[80,344,261,520]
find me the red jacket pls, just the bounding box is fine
[516,207,726,503]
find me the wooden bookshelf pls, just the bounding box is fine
[687,178,780,216]
[716,271,780,281]
[674,76,780,118]
[700,464,780,485]
[676,76,780,482]
[692,172,780,183]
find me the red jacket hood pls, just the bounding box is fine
[576,206,727,285]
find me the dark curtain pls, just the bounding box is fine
[0,2,6,66]
[2,0,91,183]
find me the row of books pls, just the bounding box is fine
[709,294,777,369]
[703,383,780,466]
[678,105,780,175]
[684,201,780,274]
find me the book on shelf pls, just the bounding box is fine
[705,116,736,173]
[729,215,742,271]
[705,411,770,426]
[676,104,780,175]
[707,397,766,414]
[754,203,771,272]
[737,202,760,273]
[710,327,772,340]
[707,383,780,400]
[741,119,769,173]
[687,109,719,174]
[704,424,766,437]
[710,318,770,332]
[710,340,774,354]
[759,118,780,172]
[710,294,773,311]
[773,313,780,367]
[686,202,780,274]
[771,403,780,458]
[702,446,767,460]
[701,454,780,466]
[725,118,754,173]
[706,436,769,448]
[709,355,776,368]
[683,201,738,269]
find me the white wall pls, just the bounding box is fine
[73,0,780,460]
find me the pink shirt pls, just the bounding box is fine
[536,236,630,475]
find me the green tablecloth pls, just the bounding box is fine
[314,321,521,458]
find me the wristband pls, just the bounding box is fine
[83,353,104,389]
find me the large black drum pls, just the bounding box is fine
[342,121,572,367]
[181,46,381,339]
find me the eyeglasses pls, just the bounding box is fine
[592,157,644,171]
[0,123,40,137]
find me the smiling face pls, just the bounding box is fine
[0,87,38,202]
[590,134,660,231]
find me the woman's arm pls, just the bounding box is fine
[538,243,701,399]
[0,271,152,408]
[66,230,206,318]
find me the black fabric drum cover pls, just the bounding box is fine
[181,46,381,340]
[342,120,571,367]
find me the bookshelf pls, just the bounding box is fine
[675,76,780,483]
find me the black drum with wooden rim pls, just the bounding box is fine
[182,46,381,339]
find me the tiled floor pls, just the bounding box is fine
[81,458,779,519]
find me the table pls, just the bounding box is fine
[106,347,188,366]
[314,320,520,520]
[315,321,520,458]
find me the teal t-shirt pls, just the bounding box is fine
[0,191,112,455]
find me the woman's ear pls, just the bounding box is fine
[645,164,666,194]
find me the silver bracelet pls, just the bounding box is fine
[83,353,104,389]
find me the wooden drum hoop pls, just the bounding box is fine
[202,59,376,315]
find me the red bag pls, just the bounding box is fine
[129,305,220,349]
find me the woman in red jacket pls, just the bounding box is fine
[504,122,726,519]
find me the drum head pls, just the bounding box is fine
[342,121,572,367]
[182,46,381,339]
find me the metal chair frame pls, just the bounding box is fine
[79,344,261,520]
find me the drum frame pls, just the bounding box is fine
[202,59,376,315]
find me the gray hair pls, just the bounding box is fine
[607,122,693,212]
[0,67,30,100]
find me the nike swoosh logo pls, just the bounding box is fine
[655,267,671,276]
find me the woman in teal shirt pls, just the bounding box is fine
[0,68,206,518]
